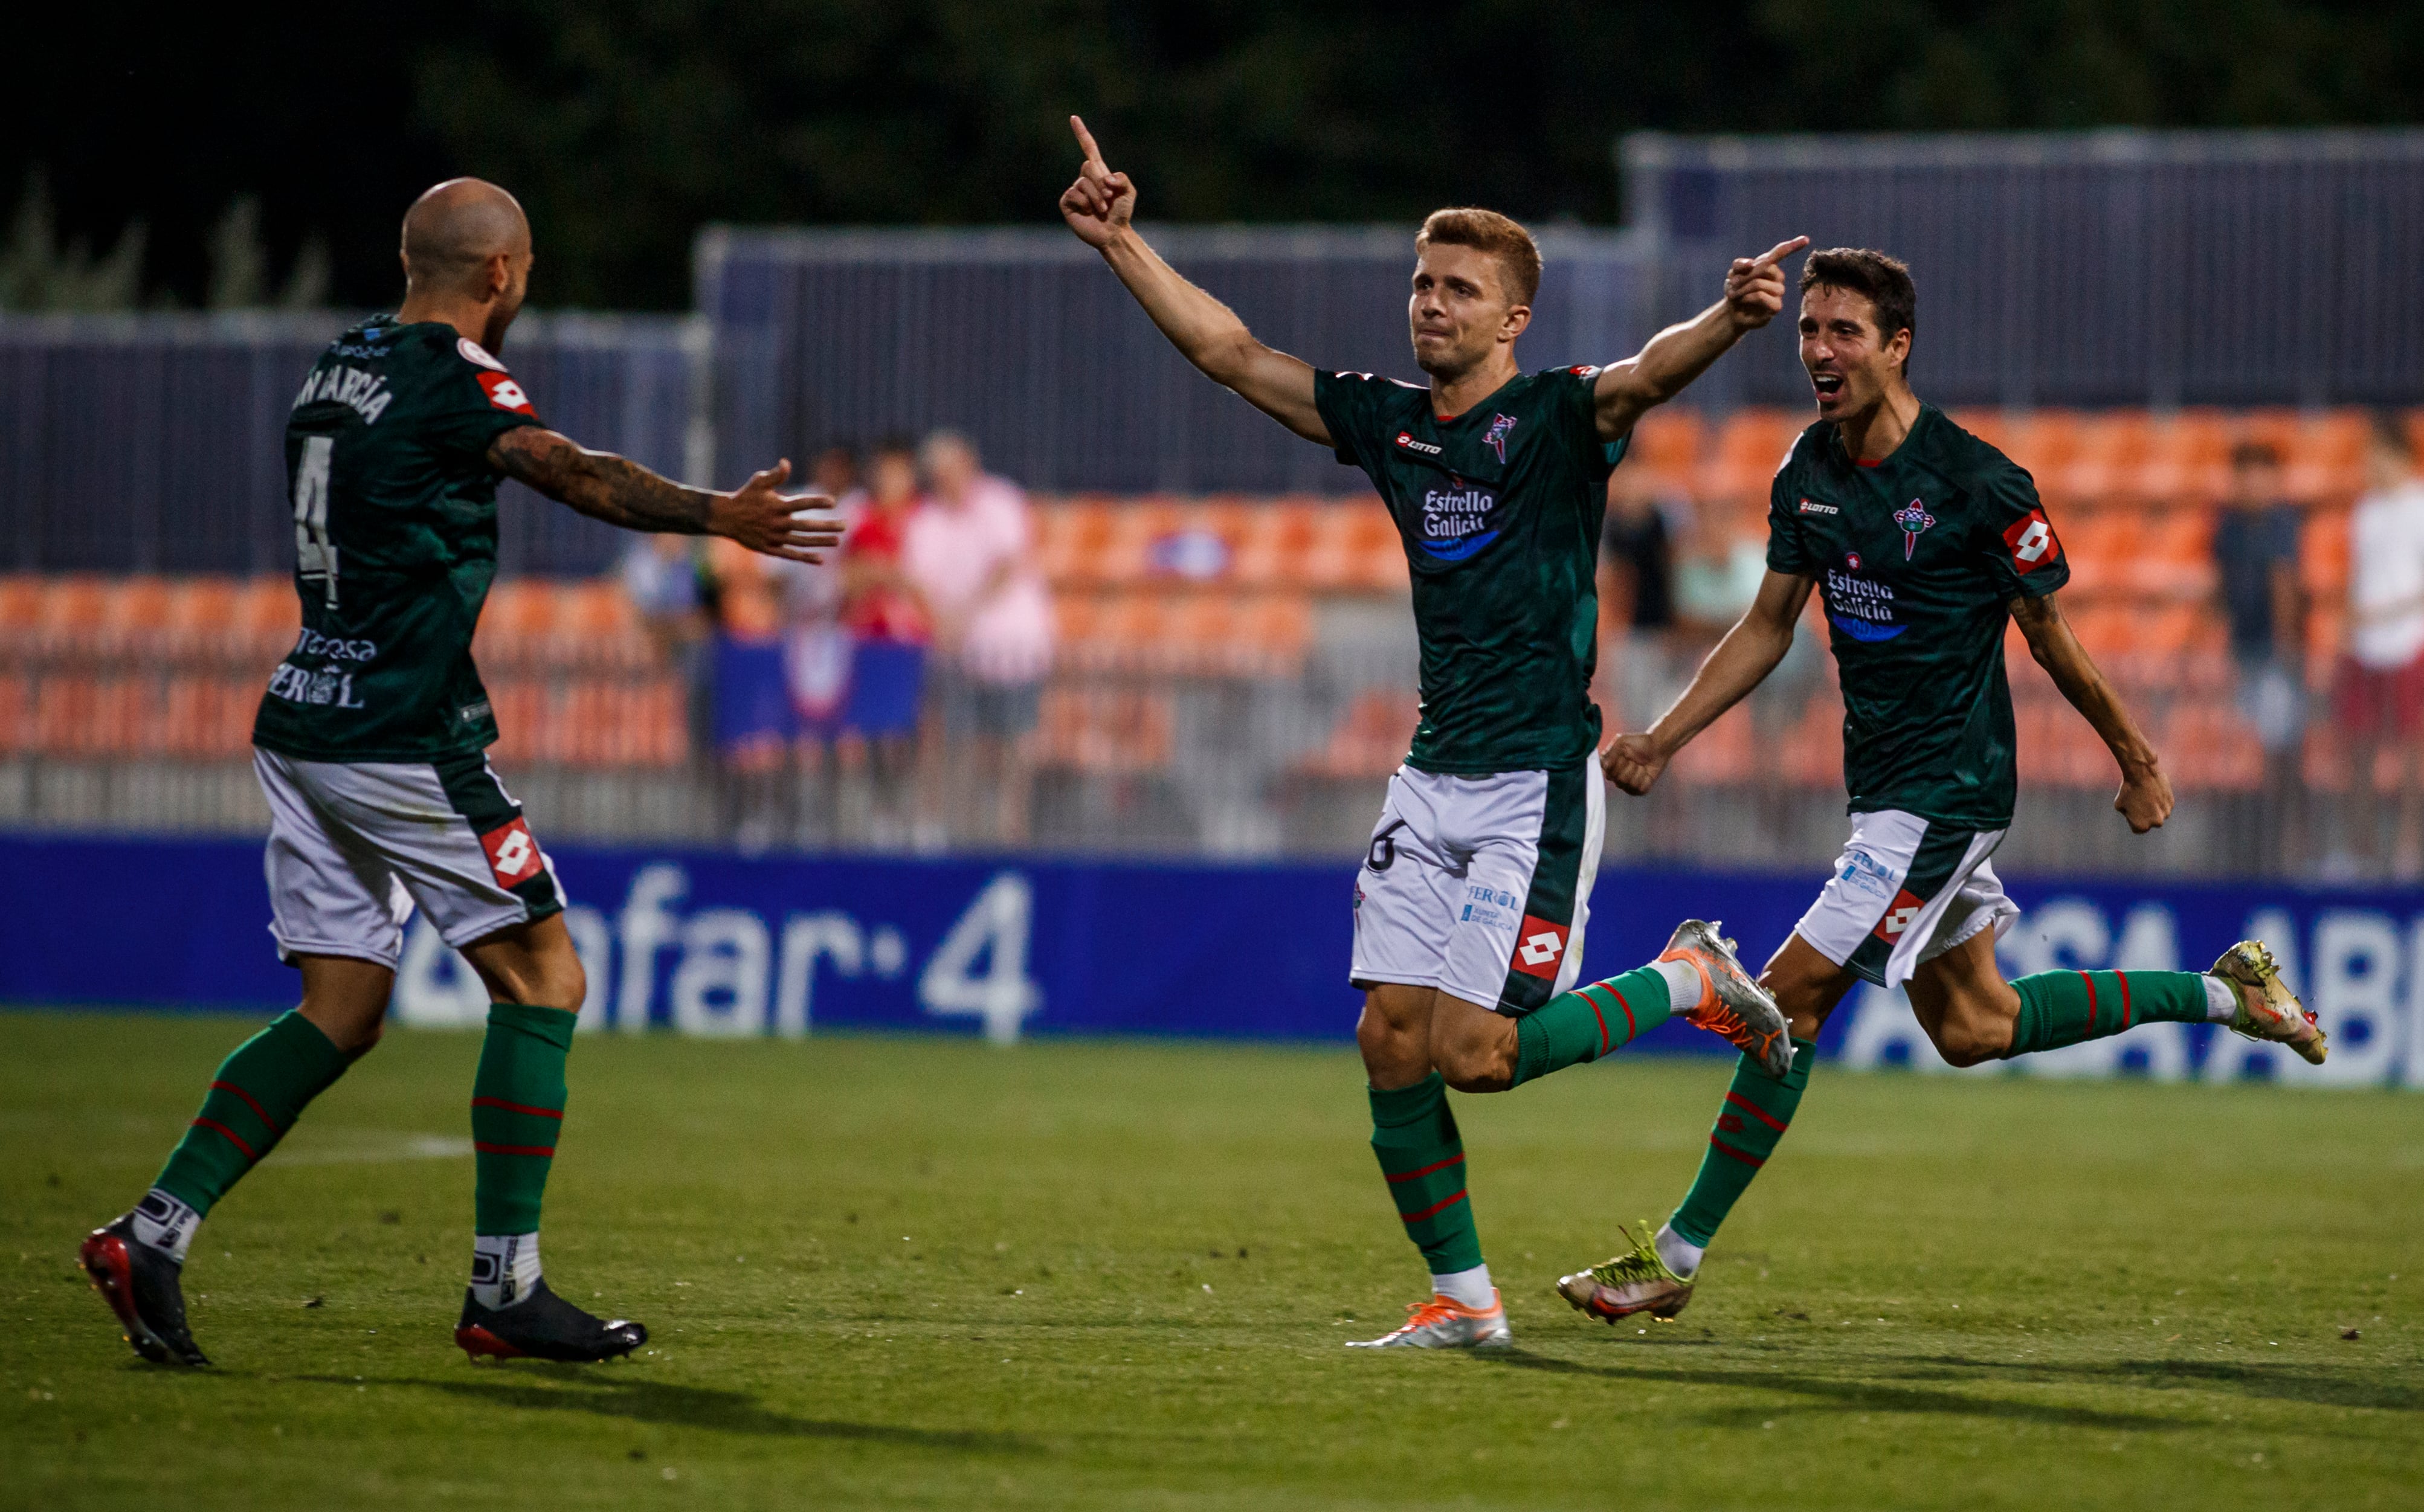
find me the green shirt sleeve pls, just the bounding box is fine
[1974,458,2071,600]
[421,334,545,468]
[1552,365,1625,484]
[1764,439,1816,577]
[1314,368,1385,468]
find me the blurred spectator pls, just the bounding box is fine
[2212,439,2307,874]
[706,536,793,849]
[2332,415,2424,878]
[769,442,866,844]
[839,436,934,848]
[906,430,1055,846]
[1597,468,1689,732]
[621,533,712,760]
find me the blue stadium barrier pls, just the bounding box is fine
[4,835,2418,1087]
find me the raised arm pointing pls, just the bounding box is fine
[1591,234,1809,442]
[1059,116,1329,446]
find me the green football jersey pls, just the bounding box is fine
[1766,405,2071,829]
[251,316,544,762]
[1315,365,1626,774]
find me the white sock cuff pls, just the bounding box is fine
[2201,973,2240,1023]
[1651,958,1703,1011]
[1430,1263,1495,1310]
[470,1232,543,1310]
[132,1188,201,1265]
[1654,1224,1704,1281]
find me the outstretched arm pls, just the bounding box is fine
[1604,568,1814,794]
[488,428,842,562]
[1592,236,1808,442]
[1059,116,1328,445]
[2010,592,2173,832]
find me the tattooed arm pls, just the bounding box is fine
[488,427,840,561]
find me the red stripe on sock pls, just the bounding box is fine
[192,1116,257,1161]
[1385,1152,1465,1184]
[1580,989,1611,1053]
[2116,971,2133,1029]
[1708,1134,1765,1168]
[1399,1187,1469,1225]
[471,1096,564,1119]
[2078,970,2098,1035]
[1724,1090,1788,1133]
[473,1141,557,1157]
[210,1079,284,1136]
[1608,986,1639,1043]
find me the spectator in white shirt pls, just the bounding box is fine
[2333,414,2424,878]
[904,431,1055,845]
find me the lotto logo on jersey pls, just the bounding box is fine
[2003,507,2063,573]
[1510,915,1570,979]
[477,372,535,415]
[1871,888,1927,943]
[480,817,544,887]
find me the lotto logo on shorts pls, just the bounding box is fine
[477,371,536,414]
[1510,915,1570,979]
[1872,888,1927,942]
[2002,508,2062,572]
[480,817,544,886]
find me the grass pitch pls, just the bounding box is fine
[4,1012,2419,1511]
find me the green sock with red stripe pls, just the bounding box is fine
[1509,967,1674,1086]
[152,1009,352,1222]
[2007,970,2214,1056]
[472,1003,575,1237]
[1668,1037,1815,1250]
[1368,1072,1483,1273]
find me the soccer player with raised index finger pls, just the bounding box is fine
[79,179,842,1368]
[1555,248,2328,1327]
[1061,116,1802,1349]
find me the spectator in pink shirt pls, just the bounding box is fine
[906,431,1055,844]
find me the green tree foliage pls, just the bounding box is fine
[8,2,2422,310]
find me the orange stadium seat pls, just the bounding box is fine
[1037,686,1174,774]
[1668,704,1752,785]
[1699,410,1800,510]
[1994,410,2086,489]
[2057,510,2138,596]
[1628,408,1705,495]
[2300,507,2351,600]
[2056,411,2155,508]
[2126,508,2216,597]
[0,672,25,755]
[2133,410,2231,506]
[2285,410,2368,506]
[1225,501,1307,590]
[1295,687,1417,781]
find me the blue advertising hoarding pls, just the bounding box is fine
[4,834,2420,1088]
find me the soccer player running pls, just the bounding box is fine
[1060,118,1801,1350]
[1555,248,2329,1327]
[79,179,838,1367]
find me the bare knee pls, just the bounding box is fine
[1929,1017,2010,1067]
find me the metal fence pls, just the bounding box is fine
[697,225,1660,494]
[1623,129,2424,410]
[0,310,705,577]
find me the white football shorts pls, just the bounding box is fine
[254,745,567,970]
[1350,761,1605,1015]
[1794,808,2019,989]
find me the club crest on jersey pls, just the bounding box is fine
[1393,431,1443,457]
[1484,413,1518,462]
[1845,550,1863,570]
[1893,500,1936,559]
[1510,915,1570,979]
[456,336,508,372]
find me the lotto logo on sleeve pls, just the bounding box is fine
[1510,915,1571,979]
[1871,888,1927,943]
[479,817,544,886]
[476,371,535,415]
[2002,508,2062,573]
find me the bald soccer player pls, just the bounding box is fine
[80,180,839,1367]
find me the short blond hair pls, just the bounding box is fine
[1416,208,1542,307]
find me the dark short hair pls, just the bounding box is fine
[1417,207,1542,307]
[871,433,918,460]
[2231,439,2282,470]
[1801,248,1916,375]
